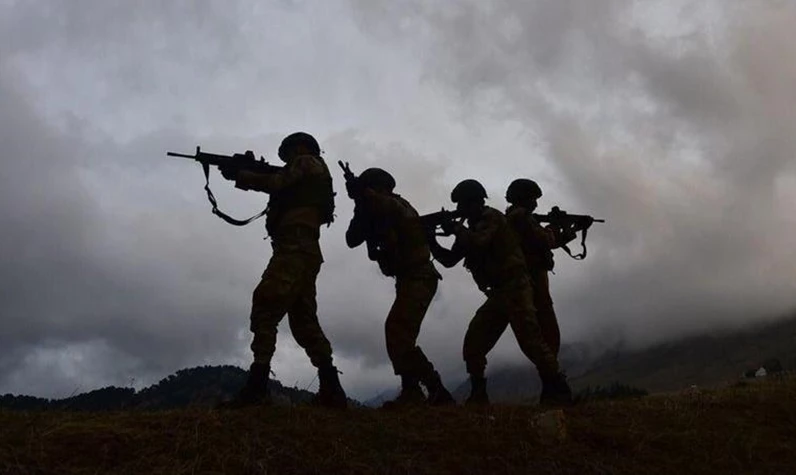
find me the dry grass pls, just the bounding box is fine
[1,378,794,474]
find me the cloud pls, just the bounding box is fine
[1,0,794,401]
[348,0,796,349]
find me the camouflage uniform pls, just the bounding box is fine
[346,193,445,390]
[453,206,559,381]
[235,154,334,370]
[506,204,562,355]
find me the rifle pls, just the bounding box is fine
[337,160,364,200]
[167,146,282,226]
[337,160,355,182]
[336,160,383,261]
[533,206,605,260]
[419,208,464,237]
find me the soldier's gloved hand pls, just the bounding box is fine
[553,226,577,245]
[346,178,361,199]
[440,219,458,236]
[219,164,238,181]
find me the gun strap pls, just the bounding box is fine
[561,227,588,260]
[202,162,268,227]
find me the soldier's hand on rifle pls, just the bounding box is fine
[548,225,577,245]
[219,164,238,181]
[440,218,460,236]
[346,177,361,199]
[564,228,578,243]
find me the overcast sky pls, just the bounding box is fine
[1,0,795,401]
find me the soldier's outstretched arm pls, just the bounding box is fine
[235,155,315,193]
[429,235,464,268]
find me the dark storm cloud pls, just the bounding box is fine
[350,0,796,349]
[0,0,460,398]
[0,0,440,399]
[0,76,250,395]
[2,0,795,401]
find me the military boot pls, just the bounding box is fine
[218,362,272,409]
[421,371,456,407]
[381,375,426,409]
[465,375,489,406]
[540,372,574,407]
[313,364,348,409]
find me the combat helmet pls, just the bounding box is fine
[278,132,321,160]
[358,167,396,192]
[506,178,542,204]
[451,179,488,203]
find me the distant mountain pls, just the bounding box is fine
[451,314,796,402]
[5,315,794,410]
[571,315,796,393]
[0,386,137,411]
[362,387,400,408]
[0,365,350,411]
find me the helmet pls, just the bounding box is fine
[451,179,487,203]
[278,132,321,160]
[358,167,396,191]
[506,178,542,203]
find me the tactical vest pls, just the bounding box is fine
[507,205,555,271]
[265,156,335,235]
[368,195,431,277]
[463,207,527,290]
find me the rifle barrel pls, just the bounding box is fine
[166,152,196,158]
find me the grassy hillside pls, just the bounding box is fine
[1,377,794,474]
[458,315,796,403]
[573,315,796,392]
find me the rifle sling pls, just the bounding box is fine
[560,226,588,260]
[202,162,268,227]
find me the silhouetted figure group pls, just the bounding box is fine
[195,132,580,409]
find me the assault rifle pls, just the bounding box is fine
[337,160,381,261]
[167,146,282,226]
[533,206,605,260]
[168,146,281,177]
[338,160,367,200]
[338,161,355,180]
[419,208,464,237]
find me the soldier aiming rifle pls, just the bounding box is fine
[170,133,348,409]
[505,178,604,357]
[428,179,572,406]
[167,146,282,226]
[339,164,454,408]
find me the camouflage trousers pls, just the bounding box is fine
[528,268,560,356]
[462,274,559,380]
[385,265,440,380]
[249,249,333,369]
